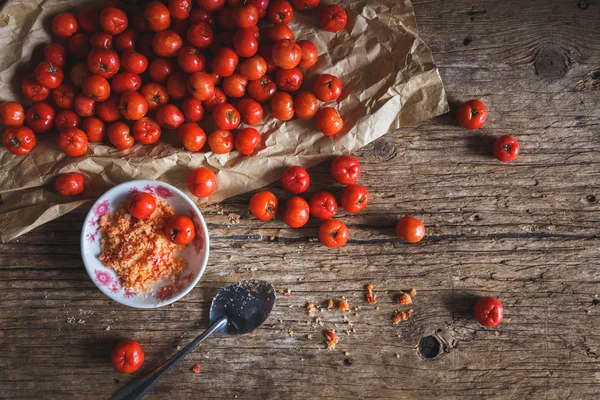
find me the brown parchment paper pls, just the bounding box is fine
[0,0,448,242]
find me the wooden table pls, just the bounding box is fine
[2,1,600,399]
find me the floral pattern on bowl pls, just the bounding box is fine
[80,180,210,308]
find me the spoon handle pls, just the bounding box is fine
[110,316,228,400]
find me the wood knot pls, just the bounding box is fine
[367,137,396,161]
[463,36,472,46]
[534,46,569,81]
[577,0,590,10]
[418,335,441,359]
[585,194,597,203]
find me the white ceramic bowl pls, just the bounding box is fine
[80,180,209,308]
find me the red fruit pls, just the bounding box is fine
[177,46,206,74]
[132,117,162,145]
[58,128,88,157]
[280,166,309,194]
[87,49,120,79]
[211,48,239,77]
[90,31,114,50]
[55,110,82,132]
[51,83,76,109]
[108,121,135,150]
[77,6,100,34]
[22,74,50,102]
[315,107,343,136]
[119,91,149,121]
[249,191,278,221]
[34,61,64,89]
[196,0,225,12]
[203,88,227,113]
[121,50,149,74]
[267,0,293,25]
[212,103,240,130]
[275,67,303,92]
[52,12,79,39]
[187,22,214,48]
[207,129,233,154]
[144,1,171,32]
[291,0,319,10]
[3,126,36,156]
[128,192,157,219]
[149,58,175,83]
[110,340,144,374]
[82,75,111,102]
[271,39,302,69]
[187,167,217,197]
[318,219,349,248]
[456,99,487,130]
[473,297,504,327]
[309,191,338,220]
[111,72,142,95]
[266,24,294,42]
[312,74,342,102]
[156,104,185,129]
[233,3,259,28]
[166,71,190,100]
[247,75,277,103]
[169,0,193,20]
[271,91,294,121]
[319,4,347,32]
[44,43,67,67]
[297,40,318,69]
[140,83,170,111]
[25,102,55,133]
[96,95,121,123]
[330,155,360,185]
[55,173,85,196]
[237,98,263,125]
[67,33,91,60]
[282,196,309,228]
[99,7,128,35]
[239,55,267,80]
[181,97,204,122]
[234,127,261,155]
[492,135,520,162]
[114,29,139,53]
[70,62,93,88]
[187,72,215,101]
[152,30,183,57]
[189,8,216,26]
[82,117,106,142]
[0,102,25,127]
[164,216,196,245]
[177,122,206,151]
[74,94,96,117]
[233,28,259,58]
[340,184,369,214]
[293,91,318,120]
[222,73,248,98]
[396,216,426,243]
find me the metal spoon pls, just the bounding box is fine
[110,280,276,400]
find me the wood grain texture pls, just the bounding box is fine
[2,0,600,399]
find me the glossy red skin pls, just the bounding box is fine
[108,121,135,150]
[169,0,193,20]
[25,103,55,134]
[233,28,259,58]
[319,4,347,32]
[58,128,88,157]
[313,74,342,102]
[331,155,360,185]
[247,75,277,103]
[87,49,120,79]
[132,117,162,145]
[110,72,142,95]
[296,40,318,69]
[111,340,144,374]
[114,29,139,53]
[121,51,148,74]
[196,0,226,12]
[293,91,318,120]
[267,0,293,24]
[149,58,175,83]
[177,47,206,74]
[309,191,338,220]
[282,196,309,228]
[156,104,185,129]
[216,7,237,30]
[77,6,100,34]
[266,24,294,42]
[275,68,303,92]
[474,296,504,327]
[249,191,278,221]
[187,167,217,197]
[140,83,169,111]
[187,22,214,48]
[70,62,93,88]
[208,129,234,153]
[51,83,76,109]
[251,0,270,17]
[3,127,36,155]
[44,43,67,67]
[222,73,248,98]
[132,13,150,33]
[177,122,206,151]
[152,30,183,58]
[493,135,520,162]
[234,127,261,155]
[318,219,348,248]
[82,117,106,142]
[119,91,149,120]
[259,45,277,73]
[315,107,343,136]
[96,95,121,123]
[99,7,129,35]
[181,97,204,122]
[396,216,425,243]
[164,215,196,245]
[187,72,215,101]
[166,72,189,100]
[233,4,259,28]
[35,61,64,89]
[22,74,50,102]
[291,0,319,10]
[212,103,240,130]
[340,184,369,213]
[271,91,294,121]
[55,173,85,196]
[0,102,25,127]
[52,12,79,39]
[272,39,302,69]
[128,192,157,219]
[82,75,111,102]
[456,99,487,130]
[90,32,114,50]
[54,110,82,132]
[144,1,171,32]
[211,48,239,77]
[74,94,96,117]
[189,8,216,27]
[237,98,263,125]
[204,88,227,113]
[67,33,90,60]
[239,55,267,81]
[281,166,309,194]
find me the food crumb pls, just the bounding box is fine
[396,354,400,358]
[306,302,317,317]
[105,326,111,331]
[269,236,275,241]
[344,351,350,356]
[376,306,380,310]
[345,330,351,335]
[354,313,360,317]
[339,299,350,311]
[366,284,373,292]
[366,284,376,303]
[283,288,292,296]
[227,213,240,224]
[192,364,201,374]
[176,346,181,350]
[307,334,313,340]
[77,319,85,324]
[66,316,75,324]
[409,288,417,296]
[324,329,338,349]
[392,309,413,324]
[288,330,294,336]
[327,299,335,309]
[228,255,234,259]
[398,293,412,305]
